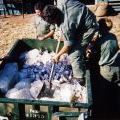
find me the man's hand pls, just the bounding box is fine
[52,54,60,63]
[86,42,97,59]
[54,30,61,40]
[54,30,64,41]
[86,48,92,58]
[38,36,45,41]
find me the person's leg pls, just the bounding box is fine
[100,65,120,84]
[100,65,113,82]
[68,49,86,85]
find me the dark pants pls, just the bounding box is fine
[89,60,120,120]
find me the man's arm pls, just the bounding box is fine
[37,30,54,40]
[53,45,71,62]
[44,30,55,39]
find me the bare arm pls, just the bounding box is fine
[53,45,71,62]
[44,30,54,39]
[38,30,54,40]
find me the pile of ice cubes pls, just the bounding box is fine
[0,49,87,103]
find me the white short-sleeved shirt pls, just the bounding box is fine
[34,16,55,37]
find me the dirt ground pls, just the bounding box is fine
[0,13,120,58]
[0,14,35,58]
